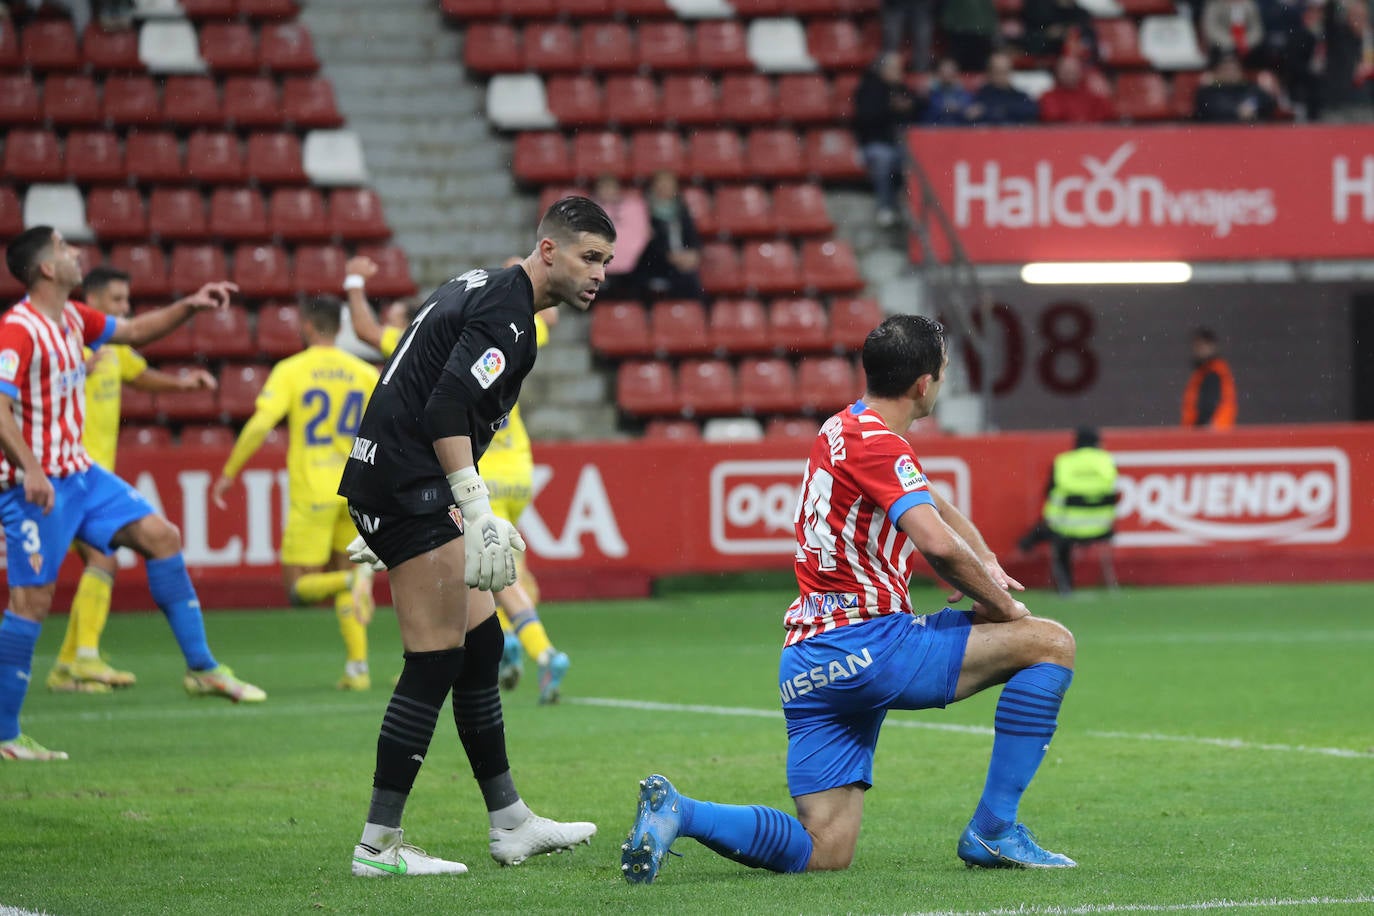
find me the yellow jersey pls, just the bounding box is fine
[222,345,380,505]
[83,343,148,470]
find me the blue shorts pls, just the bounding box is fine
[0,465,155,587]
[779,609,973,798]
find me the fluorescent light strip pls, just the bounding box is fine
[1020,262,1193,285]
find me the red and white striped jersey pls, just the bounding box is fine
[0,298,113,486]
[783,400,936,647]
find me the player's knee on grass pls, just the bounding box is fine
[795,786,864,871]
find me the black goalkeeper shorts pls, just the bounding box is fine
[348,504,465,571]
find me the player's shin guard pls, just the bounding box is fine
[369,647,465,827]
[293,571,351,605]
[972,662,1074,837]
[335,593,368,664]
[0,611,40,741]
[72,567,114,658]
[679,798,813,873]
[145,555,216,671]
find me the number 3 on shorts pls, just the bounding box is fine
[20,519,40,554]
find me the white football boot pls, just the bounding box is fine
[490,813,597,866]
[351,827,468,877]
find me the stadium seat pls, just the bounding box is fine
[328,188,390,241]
[138,20,207,73]
[699,242,745,295]
[799,355,857,412]
[149,188,208,241]
[747,129,807,180]
[119,387,158,422]
[3,130,63,182]
[244,132,305,184]
[86,187,148,240]
[769,297,829,353]
[615,0,672,15]
[163,75,224,126]
[22,19,81,71]
[743,240,802,295]
[443,0,499,17]
[239,0,300,19]
[616,361,679,416]
[829,296,882,350]
[0,187,21,238]
[650,299,712,357]
[774,183,833,235]
[464,23,523,74]
[256,302,303,357]
[0,248,21,300]
[1139,15,1206,70]
[738,357,802,414]
[138,310,198,359]
[561,0,612,15]
[232,243,292,298]
[804,128,864,180]
[801,239,863,293]
[65,130,125,183]
[355,244,416,296]
[732,0,786,16]
[709,298,771,354]
[110,243,170,297]
[170,243,229,294]
[513,132,574,184]
[629,129,686,180]
[0,74,41,125]
[119,425,174,452]
[179,0,238,17]
[192,304,258,359]
[259,22,319,73]
[580,22,636,72]
[717,73,779,123]
[1171,70,1202,119]
[678,358,739,416]
[776,74,833,124]
[125,130,185,183]
[302,129,367,185]
[714,185,773,238]
[224,76,284,127]
[702,417,764,443]
[291,243,347,293]
[24,184,92,241]
[199,22,258,73]
[589,301,650,356]
[643,418,700,441]
[602,74,659,127]
[283,77,344,128]
[157,363,221,421]
[637,20,693,71]
[102,75,160,126]
[42,75,102,126]
[487,73,557,130]
[0,18,18,71]
[209,188,269,242]
[687,129,745,180]
[502,0,558,16]
[179,425,233,449]
[1114,72,1171,121]
[523,23,580,72]
[572,130,629,180]
[765,415,820,441]
[661,74,719,125]
[694,20,751,70]
[217,363,270,420]
[268,187,328,241]
[187,131,246,184]
[1095,19,1149,69]
[805,19,869,69]
[831,72,860,120]
[547,75,606,127]
[680,185,715,237]
[82,23,143,72]
[747,18,817,73]
[1121,0,1176,13]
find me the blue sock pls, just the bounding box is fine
[510,608,539,631]
[146,555,217,671]
[679,796,813,873]
[972,662,1074,838]
[0,611,41,742]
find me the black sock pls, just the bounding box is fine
[452,616,514,806]
[368,647,465,827]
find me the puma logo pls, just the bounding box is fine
[510,322,525,342]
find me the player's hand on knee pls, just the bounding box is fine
[346,534,386,571]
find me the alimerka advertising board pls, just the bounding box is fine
[906,125,1374,263]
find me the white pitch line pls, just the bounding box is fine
[904,895,1374,915]
[568,697,1374,760]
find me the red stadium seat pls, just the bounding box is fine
[694,20,751,70]
[709,298,770,354]
[765,415,820,442]
[180,0,237,16]
[1096,19,1149,69]
[589,301,650,357]
[615,0,672,15]
[119,425,174,452]
[831,72,861,120]
[163,76,224,127]
[65,130,125,182]
[328,188,390,241]
[746,129,806,180]
[0,18,18,70]
[102,76,160,127]
[714,185,773,238]
[239,0,300,19]
[200,22,258,73]
[643,419,700,442]
[561,0,611,15]
[829,296,882,350]
[268,187,328,241]
[42,75,101,126]
[0,187,21,238]
[82,23,142,72]
[687,129,745,181]
[769,297,829,353]
[804,128,864,180]
[776,74,834,124]
[513,132,574,184]
[355,244,416,296]
[718,74,778,123]
[464,24,523,74]
[616,361,679,416]
[0,74,41,125]
[139,311,199,360]
[3,129,63,181]
[218,363,270,420]
[524,23,580,72]
[629,129,685,180]
[22,19,81,71]
[502,0,557,16]
[158,363,221,422]
[1171,71,1203,119]
[232,243,292,298]
[801,239,863,293]
[245,132,305,184]
[547,75,606,127]
[224,76,284,128]
[209,187,269,241]
[680,185,715,237]
[292,243,347,294]
[1114,72,1170,121]
[126,131,185,183]
[282,77,344,128]
[774,183,833,235]
[650,300,712,356]
[187,131,246,184]
[119,388,158,422]
[731,0,785,13]
[443,0,500,18]
[170,243,229,295]
[580,22,636,72]
[661,74,719,125]
[699,242,745,295]
[180,425,234,449]
[86,187,147,240]
[739,357,802,414]
[602,74,659,127]
[192,305,257,359]
[799,356,858,413]
[0,249,23,300]
[637,20,693,71]
[805,19,869,69]
[743,241,802,296]
[255,302,303,357]
[678,358,739,416]
[572,130,629,181]
[259,23,319,73]
[110,243,170,297]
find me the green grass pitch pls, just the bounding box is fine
[3,581,1374,915]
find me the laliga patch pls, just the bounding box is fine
[470,347,506,390]
[895,454,926,492]
[0,349,19,382]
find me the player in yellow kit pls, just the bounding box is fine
[47,266,218,694]
[344,255,572,703]
[211,296,380,690]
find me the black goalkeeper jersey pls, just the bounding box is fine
[339,265,540,515]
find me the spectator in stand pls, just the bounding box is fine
[638,171,706,302]
[590,175,651,301]
[1021,0,1099,61]
[1319,0,1374,113]
[853,52,925,227]
[1181,327,1237,429]
[1201,0,1267,65]
[940,0,1000,71]
[1279,0,1326,118]
[923,58,976,124]
[966,51,1040,123]
[1193,51,1279,120]
[882,0,937,73]
[1038,56,1115,122]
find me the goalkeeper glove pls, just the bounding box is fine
[346,535,386,571]
[448,467,526,592]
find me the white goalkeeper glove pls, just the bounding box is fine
[346,534,386,571]
[448,467,526,591]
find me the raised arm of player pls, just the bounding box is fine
[343,256,384,349]
[0,391,52,513]
[928,486,1024,602]
[898,503,1027,623]
[128,365,217,394]
[108,281,238,348]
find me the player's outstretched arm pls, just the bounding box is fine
[211,409,279,509]
[128,366,217,394]
[110,281,238,348]
[0,392,52,513]
[343,256,384,349]
[899,504,1027,623]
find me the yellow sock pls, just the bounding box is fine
[495,608,515,634]
[335,592,368,664]
[509,608,554,663]
[57,607,80,667]
[293,570,350,605]
[68,568,114,663]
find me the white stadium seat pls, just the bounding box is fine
[1010,69,1055,99]
[1140,15,1207,70]
[138,19,207,73]
[747,19,817,73]
[303,130,370,186]
[702,417,764,443]
[486,74,557,131]
[24,184,93,242]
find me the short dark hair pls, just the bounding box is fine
[83,266,130,294]
[1193,327,1217,344]
[862,314,946,398]
[1074,426,1101,449]
[537,196,616,245]
[6,226,56,287]
[300,295,342,336]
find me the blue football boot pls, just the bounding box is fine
[958,822,1077,869]
[621,774,684,884]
